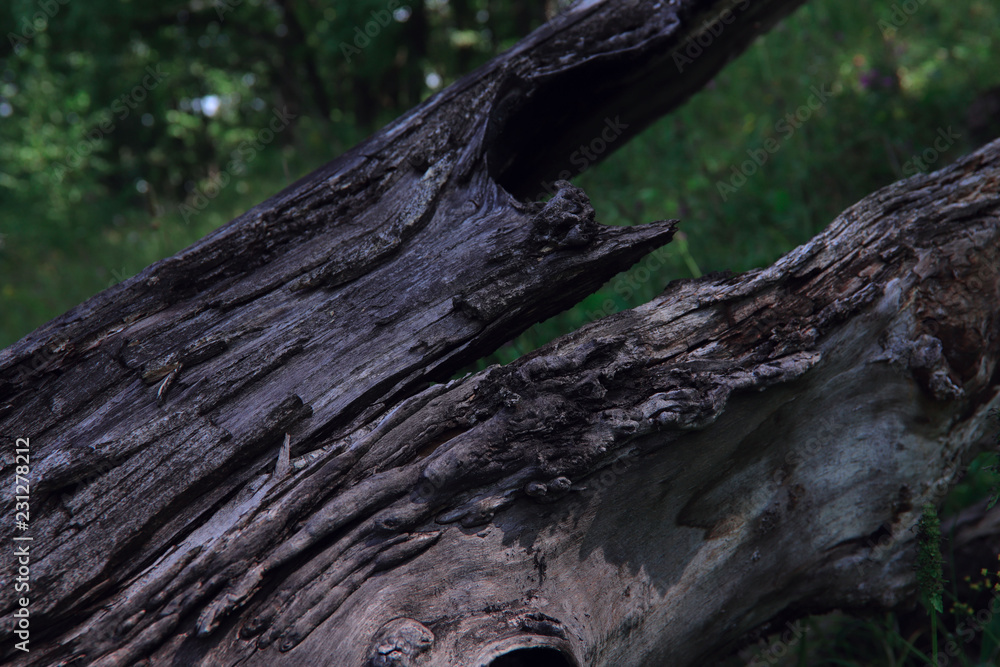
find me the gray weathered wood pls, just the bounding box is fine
[2,0,998,665]
[64,137,1000,667]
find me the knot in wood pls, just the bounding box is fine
[899,333,965,400]
[518,612,567,638]
[368,618,435,666]
[499,387,522,407]
[524,476,572,501]
[548,476,571,493]
[524,480,548,497]
[531,180,597,250]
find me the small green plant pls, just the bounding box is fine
[951,558,1000,617]
[946,555,1000,665]
[987,408,1000,509]
[917,503,945,664]
[918,503,945,613]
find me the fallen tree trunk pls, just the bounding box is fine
[1,0,998,664]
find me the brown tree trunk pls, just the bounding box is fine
[1,1,997,665]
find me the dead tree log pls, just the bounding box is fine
[1,0,998,664]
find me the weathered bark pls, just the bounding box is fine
[1,0,998,665]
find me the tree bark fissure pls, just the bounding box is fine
[1,0,998,665]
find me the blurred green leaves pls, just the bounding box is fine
[1,0,555,346]
[1,0,998,353]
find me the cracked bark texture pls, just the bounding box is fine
[1,0,998,665]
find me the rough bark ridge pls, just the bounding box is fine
[1,0,997,665]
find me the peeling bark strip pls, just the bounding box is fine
[0,0,997,665]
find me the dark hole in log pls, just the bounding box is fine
[486,66,624,202]
[488,647,575,667]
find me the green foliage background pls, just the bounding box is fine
[1,2,1000,662]
[1,0,998,356]
[0,0,553,346]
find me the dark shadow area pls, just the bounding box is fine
[489,647,575,667]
